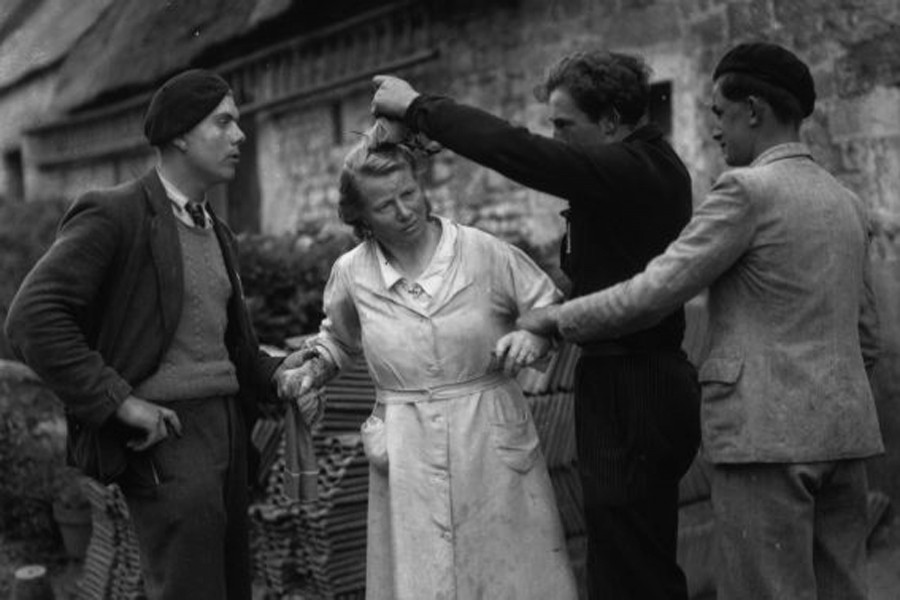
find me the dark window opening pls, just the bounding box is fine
[331,101,343,145]
[3,148,24,201]
[649,81,673,141]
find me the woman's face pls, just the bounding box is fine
[357,166,429,247]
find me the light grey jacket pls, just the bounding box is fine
[557,143,883,464]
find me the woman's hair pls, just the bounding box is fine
[716,71,806,126]
[534,50,652,125]
[338,121,428,239]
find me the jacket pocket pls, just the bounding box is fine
[698,357,745,445]
[699,358,743,394]
[490,415,540,474]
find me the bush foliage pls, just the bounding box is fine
[0,366,67,542]
[237,229,356,347]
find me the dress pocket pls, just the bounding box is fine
[361,414,389,474]
[490,415,540,474]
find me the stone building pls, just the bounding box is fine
[0,0,113,201]
[5,0,900,500]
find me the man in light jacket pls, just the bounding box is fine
[520,42,883,599]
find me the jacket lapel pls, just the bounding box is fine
[141,171,183,340]
[207,202,244,301]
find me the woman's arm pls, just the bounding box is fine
[275,254,362,422]
[492,240,563,374]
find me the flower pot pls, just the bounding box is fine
[52,501,93,559]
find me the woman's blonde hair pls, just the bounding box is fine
[338,120,429,239]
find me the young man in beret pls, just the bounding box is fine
[520,42,883,599]
[373,51,700,600]
[6,69,305,599]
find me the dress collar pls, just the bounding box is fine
[374,217,457,296]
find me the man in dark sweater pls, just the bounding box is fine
[373,51,700,599]
[5,70,306,600]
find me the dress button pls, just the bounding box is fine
[441,530,452,542]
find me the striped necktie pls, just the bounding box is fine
[185,202,206,228]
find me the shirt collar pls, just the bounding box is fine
[156,168,196,209]
[157,168,209,228]
[750,143,812,167]
[374,217,457,296]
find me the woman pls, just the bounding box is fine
[281,123,577,599]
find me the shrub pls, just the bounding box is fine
[237,228,356,347]
[0,198,70,359]
[0,363,67,542]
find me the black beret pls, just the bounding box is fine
[713,42,816,118]
[143,69,231,146]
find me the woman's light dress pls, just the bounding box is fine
[313,218,577,600]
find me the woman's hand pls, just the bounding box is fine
[275,351,337,426]
[493,330,552,376]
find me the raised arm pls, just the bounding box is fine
[372,75,628,203]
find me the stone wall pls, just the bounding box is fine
[0,75,58,200]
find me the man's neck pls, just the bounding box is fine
[157,159,208,203]
[608,116,645,144]
[751,126,802,162]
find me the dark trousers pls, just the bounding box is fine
[584,484,687,600]
[119,396,250,600]
[575,352,700,600]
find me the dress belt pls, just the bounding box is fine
[376,371,508,405]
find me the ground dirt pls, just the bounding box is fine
[2,516,898,599]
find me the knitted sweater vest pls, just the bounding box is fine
[134,222,239,401]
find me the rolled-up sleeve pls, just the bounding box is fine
[558,172,756,342]
[501,243,563,315]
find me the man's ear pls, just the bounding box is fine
[598,108,621,136]
[746,96,763,127]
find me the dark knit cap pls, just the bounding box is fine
[143,69,231,146]
[713,42,816,118]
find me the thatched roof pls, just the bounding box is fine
[50,0,296,113]
[0,0,114,90]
